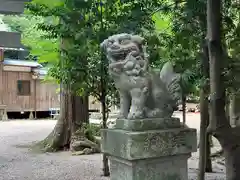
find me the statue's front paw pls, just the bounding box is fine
[147,108,163,118]
[118,113,127,119]
[127,111,144,119]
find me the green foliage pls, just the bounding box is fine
[152,0,240,97]
[148,1,205,95]
[223,1,240,93]
[6,0,238,105]
[2,15,59,64]
[25,0,166,111]
[83,123,101,139]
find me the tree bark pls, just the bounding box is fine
[223,128,240,180]
[198,86,212,180]
[198,39,212,180]
[72,95,89,132]
[207,0,228,132]
[38,90,91,152]
[207,1,240,179]
[37,33,90,152]
[38,35,74,151]
[182,95,186,125]
[229,93,240,127]
[39,84,72,152]
[205,132,213,172]
[100,50,110,176]
[198,88,207,180]
[101,97,110,176]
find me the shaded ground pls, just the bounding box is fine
[0,113,225,180]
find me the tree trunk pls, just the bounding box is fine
[72,95,89,132]
[101,98,110,176]
[198,89,206,180]
[223,132,240,180]
[229,93,240,127]
[198,38,212,180]
[37,35,74,151]
[39,91,91,152]
[207,1,240,180]
[182,95,186,125]
[205,133,212,172]
[37,32,90,152]
[70,94,100,154]
[198,87,210,180]
[100,32,110,176]
[39,84,72,152]
[214,129,240,180]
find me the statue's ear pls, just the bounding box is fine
[131,35,145,45]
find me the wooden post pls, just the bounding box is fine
[32,73,38,119]
[0,49,3,106]
[2,108,8,121]
[0,48,3,62]
[0,50,5,120]
[34,79,37,119]
[29,111,34,119]
[0,105,8,121]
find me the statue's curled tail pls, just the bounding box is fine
[160,62,182,106]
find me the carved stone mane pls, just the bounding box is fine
[101,33,148,78]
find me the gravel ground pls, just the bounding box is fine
[0,113,225,180]
[0,120,108,180]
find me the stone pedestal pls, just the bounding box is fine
[101,118,197,180]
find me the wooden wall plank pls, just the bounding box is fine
[0,70,60,112]
[0,64,3,104]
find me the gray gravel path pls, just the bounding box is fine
[0,120,108,180]
[0,115,225,180]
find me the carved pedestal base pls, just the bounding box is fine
[101,118,197,180]
[109,154,189,180]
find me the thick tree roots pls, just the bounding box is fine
[70,138,101,155]
[70,128,101,155]
[31,125,101,155]
[32,134,101,155]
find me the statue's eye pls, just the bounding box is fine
[119,39,129,44]
[108,41,114,45]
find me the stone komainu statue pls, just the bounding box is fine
[101,33,182,120]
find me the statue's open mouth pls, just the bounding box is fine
[110,50,129,60]
[108,47,138,60]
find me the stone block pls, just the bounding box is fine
[101,118,197,180]
[101,127,197,160]
[109,155,189,180]
[115,118,181,131]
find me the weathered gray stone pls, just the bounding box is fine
[115,118,181,131]
[101,126,196,160]
[100,33,197,180]
[229,93,240,127]
[101,117,197,180]
[109,155,189,180]
[101,33,182,120]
